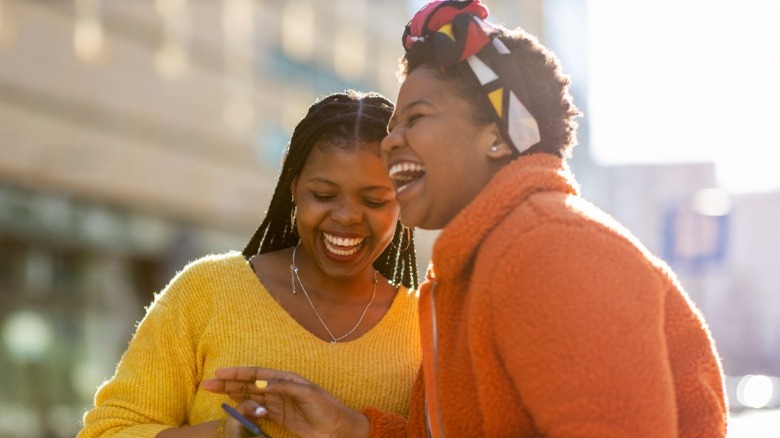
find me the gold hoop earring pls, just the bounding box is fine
[392,223,411,252]
[403,226,412,252]
[290,204,298,235]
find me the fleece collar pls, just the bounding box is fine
[430,153,579,282]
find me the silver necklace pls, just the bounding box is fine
[290,245,377,343]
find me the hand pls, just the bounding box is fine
[202,367,369,438]
[223,400,268,438]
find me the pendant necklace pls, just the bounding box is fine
[290,245,377,343]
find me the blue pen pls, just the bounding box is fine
[221,402,268,437]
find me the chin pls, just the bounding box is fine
[409,208,455,231]
[401,212,437,231]
[399,206,422,230]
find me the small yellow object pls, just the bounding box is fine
[255,380,268,389]
[437,23,456,41]
[488,88,504,118]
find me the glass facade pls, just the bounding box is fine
[0,184,213,437]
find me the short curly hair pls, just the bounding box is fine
[400,25,580,158]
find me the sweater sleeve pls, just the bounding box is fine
[361,365,426,438]
[78,260,212,438]
[490,222,678,437]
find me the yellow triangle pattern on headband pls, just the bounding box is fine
[488,88,503,118]
[437,23,455,41]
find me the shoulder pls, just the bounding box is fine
[379,285,420,340]
[476,199,673,342]
[180,250,247,273]
[487,192,657,268]
[375,285,419,330]
[477,193,668,303]
[168,251,246,283]
[395,285,419,306]
[154,251,249,306]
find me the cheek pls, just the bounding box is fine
[295,202,327,228]
[370,206,400,241]
[407,128,453,172]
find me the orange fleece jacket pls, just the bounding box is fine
[364,154,726,437]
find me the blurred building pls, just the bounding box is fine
[718,191,780,375]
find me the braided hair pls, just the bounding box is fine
[242,90,419,289]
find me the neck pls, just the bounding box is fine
[290,245,378,303]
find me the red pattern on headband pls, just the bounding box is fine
[401,0,542,155]
[402,0,492,65]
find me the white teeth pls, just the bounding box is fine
[325,242,359,256]
[388,162,426,193]
[389,162,425,177]
[322,233,364,256]
[323,233,363,247]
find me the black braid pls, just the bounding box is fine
[242,90,419,289]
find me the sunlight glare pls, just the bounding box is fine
[588,0,780,193]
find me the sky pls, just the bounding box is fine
[586,0,780,193]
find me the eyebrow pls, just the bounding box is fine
[388,99,432,129]
[307,177,337,185]
[306,177,394,193]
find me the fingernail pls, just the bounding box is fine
[255,380,268,388]
[254,406,267,416]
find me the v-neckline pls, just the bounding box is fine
[241,254,401,346]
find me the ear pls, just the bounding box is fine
[485,124,513,160]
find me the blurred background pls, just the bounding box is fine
[0,0,777,436]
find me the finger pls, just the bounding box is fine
[210,367,317,411]
[206,380,264,400]
[261,379,320,401]
[204,379,256,396]
[271,371,312,385]
[209,380,251,395]
[250,393,288,425]
[236,367,265,381]
[226,392,257,403]
[201,378,226,392]
[214,367,242,380]
[214,367,280,383]
[215,366,259,381]
[236,399,268,418]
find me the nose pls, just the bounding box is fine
[331,198,364,225]
[381,125,404,156]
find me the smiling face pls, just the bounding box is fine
[290,142,400,279]
[382,66,510,230]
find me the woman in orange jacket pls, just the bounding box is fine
[204,1,727,436]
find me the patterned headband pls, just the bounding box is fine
[402,0,541,154]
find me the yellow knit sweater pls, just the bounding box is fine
[78,251,421,438]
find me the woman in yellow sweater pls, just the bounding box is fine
[77,90,421,438]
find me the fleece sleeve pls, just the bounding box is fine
[362,366,427,438]
[77,262,211,438]
[490,222,678,437]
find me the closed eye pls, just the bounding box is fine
[388,113,423,134]
[313,193,335,201]
[406,113,422,127]
[364,199,389,208]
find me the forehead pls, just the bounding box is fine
[396,67,464,110]
[299,143,390,183]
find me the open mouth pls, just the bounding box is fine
[322,232,365,257]
[388,161,426,194]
